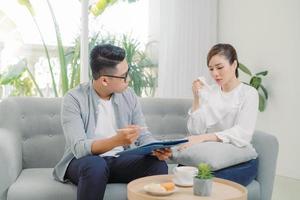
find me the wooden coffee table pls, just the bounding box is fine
[127,175,247,200]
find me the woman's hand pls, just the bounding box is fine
[192,79,204,98]
[178,134,221,151]
[178,135,206,151]
[152,148,172,160]
[191,79,204,111]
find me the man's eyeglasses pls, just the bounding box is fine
[101,67,130,82]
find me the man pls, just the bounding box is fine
[53,44,171,200]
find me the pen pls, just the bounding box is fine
[117,126,148,131]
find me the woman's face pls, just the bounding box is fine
[208,54,237,87]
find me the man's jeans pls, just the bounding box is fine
[65,155,168,200]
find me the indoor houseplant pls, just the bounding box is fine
[239,63,269,111]
[193,163,214,196]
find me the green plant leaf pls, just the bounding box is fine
[0,59,27,85]
[240,63,269,112]
[250,76,262,89]
[90,0,108,16]
[259,84,268,99]
[258,93,266,112]
[25,66,44,97]
[90,0,118,16]
[46,0,68,95]
[255,70,268,76]
[66,39,81,89]
[196,163,213,179]
[18,0,35,16]
[239,63,252,76]
[19,0,58,96]
[12,77,33,96]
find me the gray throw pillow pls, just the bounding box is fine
[171,142,258,171]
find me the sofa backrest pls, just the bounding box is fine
[0,97,64,169]
[0,97,192,168]
[140,98,191,140]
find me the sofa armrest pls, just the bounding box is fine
[252,130,279,200]
[0,128,22,199]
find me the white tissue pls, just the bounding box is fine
[197,76,212,91]
[197,76,212,102]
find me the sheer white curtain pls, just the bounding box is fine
[150,0,218,98]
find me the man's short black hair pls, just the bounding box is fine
[90,44,126,80]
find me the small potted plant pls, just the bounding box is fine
[193,163,214,196]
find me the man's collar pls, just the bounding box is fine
[90,80,120,105]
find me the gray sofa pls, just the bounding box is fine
[0,97,278,200]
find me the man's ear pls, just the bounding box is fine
[100,76,109,86]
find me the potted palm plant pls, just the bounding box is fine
[193,163,214,196]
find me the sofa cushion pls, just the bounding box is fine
[7,168,127,200]
[171,142,258,170]
[7,168,259,200]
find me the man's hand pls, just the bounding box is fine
[91,125,141,155]
[114,125,140,146]
[152,148,172,160]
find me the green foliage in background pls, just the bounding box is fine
[17,0,123,96]
[66,33,157,97]
[0,59,41,96]
[239,63,268,112]
[1,0,155,98]
[18,0,59,96]
[121,35,157,96]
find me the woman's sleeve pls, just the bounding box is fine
[187,105,208,134]
[187,86,234,135]
[215,89,259,147]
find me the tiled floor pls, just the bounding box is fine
[272,175,300,200]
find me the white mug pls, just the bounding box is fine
[173,166,198,186]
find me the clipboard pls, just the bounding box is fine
[116,138,188,156]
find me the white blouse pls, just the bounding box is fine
[187,83,259,147]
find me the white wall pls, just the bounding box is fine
[218,0,300,179]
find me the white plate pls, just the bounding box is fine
[143,184,177,196]
[173,178,193,187]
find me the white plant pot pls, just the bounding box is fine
[193,177,213,196]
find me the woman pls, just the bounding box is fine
[179,43,259,186]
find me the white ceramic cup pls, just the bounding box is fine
[173,166,198,186]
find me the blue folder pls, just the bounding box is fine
[116,138,188,156]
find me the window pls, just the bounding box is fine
[0,0,155,98]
